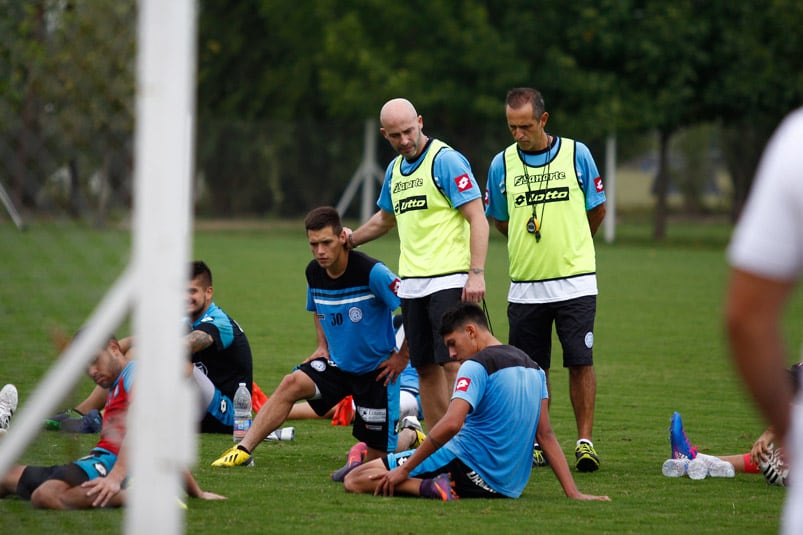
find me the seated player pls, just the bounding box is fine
[45,260,253,435]
[343,302,611,502]
[211,207,408,469]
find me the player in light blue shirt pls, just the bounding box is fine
[343,303,611,502]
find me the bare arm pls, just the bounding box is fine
[186,329,215,355]
[537,399,610,501]
[491,217,509,237]
[81,443,129,508]
[301,312,329,364]
[458,198,489,303]
[751,427,776,465]
[376,337,410,386]
[373,398,470,496]
[726,268,796,444]
[185,470,227,500]
[349,209,397,248]
[74,384,109,414]
[587,203,606,236]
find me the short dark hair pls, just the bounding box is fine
[191,260,212,287]
[439,302,489,336]
[506,87,545,118]
[305,206,343,234]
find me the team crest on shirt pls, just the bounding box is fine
[94,463,107,477]
[348,307,363,323]
[454,173,473,192]
[456,377,471,392]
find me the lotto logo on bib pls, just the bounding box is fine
[395,195,428,214]
[455,377,471,392]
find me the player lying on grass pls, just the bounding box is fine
[662,363,801,484]
[0,336,224,509]
[343,302,611,502]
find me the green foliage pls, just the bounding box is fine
[1,221,801,532]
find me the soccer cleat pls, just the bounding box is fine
[0,384,18,434]
[662,458,688,477]
[759,444,789,487]
[45,409,102,433]
[211,445,253,467]
[398,415,426,448]
[532,442,549,467]
[669,412,697,460]
[575,440,600,472]
[331,442,368,482]
[420,473,459,501]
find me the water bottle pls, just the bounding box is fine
[232,382,252,442]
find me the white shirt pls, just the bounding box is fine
[727,108,803,535]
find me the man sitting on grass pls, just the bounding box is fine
[344,302,611,502]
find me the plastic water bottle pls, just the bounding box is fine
[232,382,252,442]
[264,427,295,442]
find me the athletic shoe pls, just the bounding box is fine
[661,458,688,477]
[0,384,18,434]
[759,444,789,487]
[398,415,426,448]
[669,412,698,460]
[532,442,549,467]
[59,409,102,433]
[575,440,600,472]
[211,445,253,467]
[331,442,368,482]
[420,473,459,501]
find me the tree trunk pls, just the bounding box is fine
[653,129,671,241]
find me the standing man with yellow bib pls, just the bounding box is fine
[485,88,606,472]
[348,98,488,430]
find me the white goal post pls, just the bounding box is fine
[0,1,196,533]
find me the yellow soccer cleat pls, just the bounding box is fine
[211,445,254,467]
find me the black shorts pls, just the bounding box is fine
[508,295,596,369]
[401,287,463,367]
[297,358,399,452]
[17,463,88,500]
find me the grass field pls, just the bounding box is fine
[1,219,801,534]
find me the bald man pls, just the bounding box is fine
[347,98,489,430]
